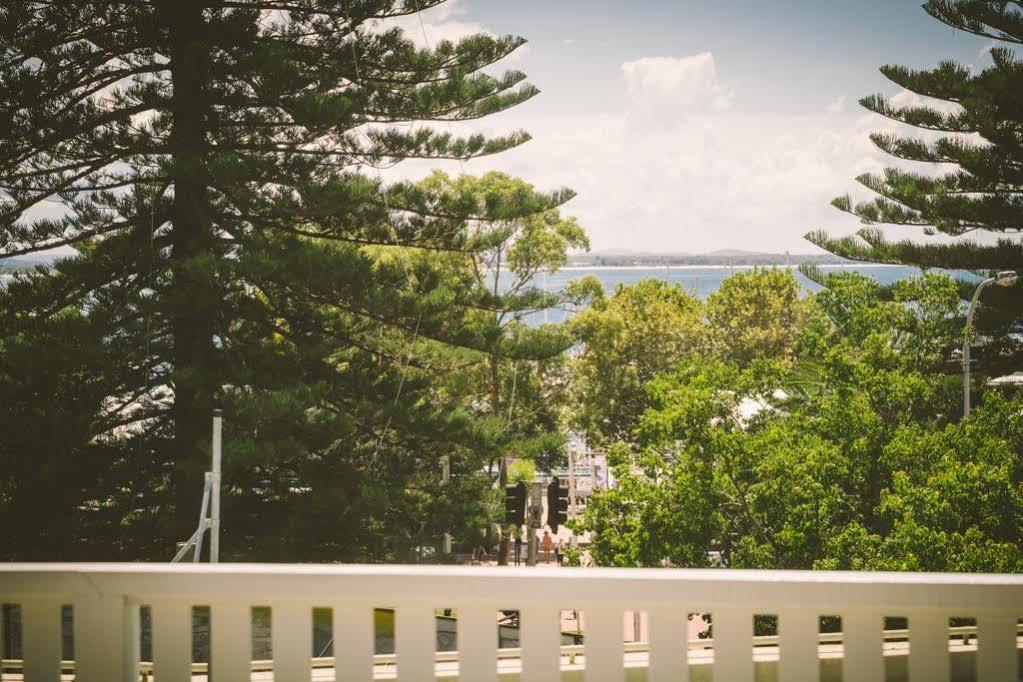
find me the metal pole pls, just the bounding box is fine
[567,440,576,518]
[963,279,993,418]
[194,473,212,563]
[441,455,452,555]
[210,409,222,563]
[527,482,541,566]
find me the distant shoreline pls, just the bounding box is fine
[566,252,851,267]
[559,262,897,271]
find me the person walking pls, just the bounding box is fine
[514,536,522,566]
[554,540,562,566]
[541,530,553,564]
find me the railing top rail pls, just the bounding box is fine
[3,563,1023,584]
[3,563,1022,611]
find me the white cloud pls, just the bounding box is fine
[976,41,997,64]
[383,0,527,63]
[382,0,485,48]
[621,54,734,118]
[826,95,848,114]
[381,52,989,253]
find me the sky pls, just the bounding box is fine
[385,0,1000,254]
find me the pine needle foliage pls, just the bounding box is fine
[807,0,1023,375]
[0,1,572,560]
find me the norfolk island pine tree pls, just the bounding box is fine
[0,1,576,559]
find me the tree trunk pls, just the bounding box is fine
[490,354,512,566]
[166,0,217,545]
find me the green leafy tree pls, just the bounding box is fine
[0,2,568,559]
[579,273,1023,572]
[569,280,705,444]
[807,0,1023,378]
[417,170,589,562]
[569,268,809,445]
[706,267,808,365]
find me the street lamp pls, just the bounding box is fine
[963,271,1018,417]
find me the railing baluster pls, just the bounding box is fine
[843,611,883,682]
[647,607,687,682]
[977,613,1018,682]
[22,600,61,682]
[4,565,1023,682]
[778,609,818,682]
[333,603,374,681]
[908,611,948,682]
[584,606,624,682]
[456,605,497,682]
[211,602,251,682]
[73,593,139,682]
[712,608,753,682]
[520,606,561,682]
[396,605,436,680]
[152,601,193,682]
[272,603,311,682]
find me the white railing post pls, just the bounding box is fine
[647,607,687,682]
[272,602,311,682]
[72,593,139,682]
[712,608,754,682]
[520,605,561,682]
[908,611,949,682]
[778,609,818,682]
[332,602,374,682]
[152,600,192,682]
[585,606,625,682]
[210,602,251,682]
[977,612,1019,681]
[456,604,498,682]
[396,605,436,680]
[22,599,61,682]
[842,610,883,682]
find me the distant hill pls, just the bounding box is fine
[567,250,850,267]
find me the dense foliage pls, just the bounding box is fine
[569,269,807,444]
[0,1,574,560]
[569,279,704,444]
[578,271,1023,572]
[412,170,590,561]
[808,0,1023,378]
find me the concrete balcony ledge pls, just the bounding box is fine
[1,563,1021,681]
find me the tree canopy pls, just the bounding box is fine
[808,0,1023,378]
[578,271,1023,572]
[568,269,807,445]
[0,1,573,560]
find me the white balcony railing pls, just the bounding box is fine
[1,563,1021,682]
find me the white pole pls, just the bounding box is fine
[441,455,452,554]
[210,409,222,562]
[567,444,575,516]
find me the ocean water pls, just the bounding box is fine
[1,264,945,325]
[525,264,930,325]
